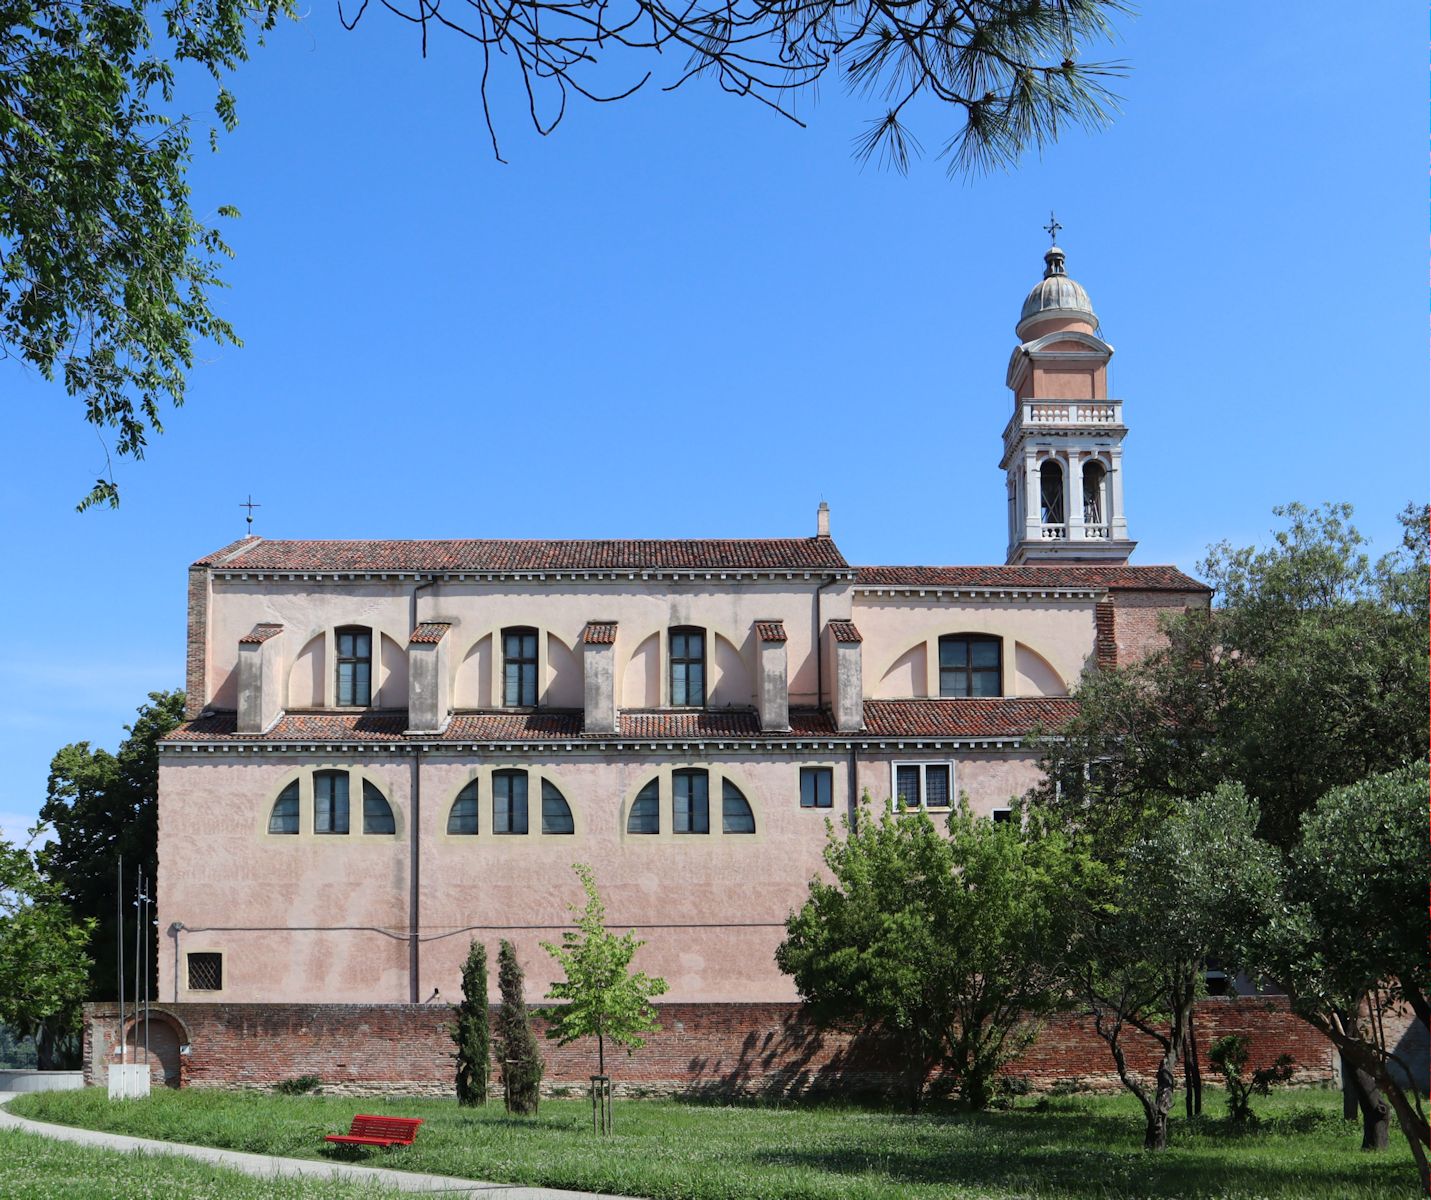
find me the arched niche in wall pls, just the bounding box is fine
[622,632,660,708]
[1014,642,1067,697]
[287,633,325,708]
[875,642,928,699]
[453,634,492,708]
[546,632,583,708]
[378,633,407,707]
[709,632,753,707]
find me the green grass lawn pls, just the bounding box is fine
[9,1086,1419,1199]
[0,1126,400,1199]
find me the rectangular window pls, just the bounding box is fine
[800,767,833,809]
[187,952,223,991]
[314,771,349,834]
[493,772,529,835]
[991,807,1013,824]
[669,629,705,707]
[939,636,1002,697]
[336,628,372,707]
[503,629,538,706]
[893,763,953,810]
[673,770,709,834]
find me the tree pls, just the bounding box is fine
[496,940,543,1114]
[542,864,668,1079]
[1,0,293,509]
[39,691,186,1000]
[1034,502,1429,1139]
[451,940,490,1105]
[777,797,1084,1111]
[341,0,1127,170]
[1237,763,1431,1186]
[1064,784,1277,1151]
[0,836,93,1069]
[1206,1034,1294,1125]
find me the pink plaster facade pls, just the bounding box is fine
[158,246,1211,1009]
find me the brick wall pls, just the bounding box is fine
[84,998,1333,1099]
[1109,590,1206,666]
[184,565,208,719]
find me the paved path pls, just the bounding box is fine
[0,1094,641,1198]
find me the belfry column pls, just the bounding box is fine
[1023,451,1041,542]
[1065,450,1084,541]
[1110,449,1129,540]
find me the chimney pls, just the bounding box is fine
[407,623,452,732]
[236,624,285,733]
[582,622,618,735]
[816,500,830,539]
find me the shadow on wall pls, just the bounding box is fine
[1390,1018,1429,1094]
[683,1014,907,1102]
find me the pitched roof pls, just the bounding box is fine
[827,620,863,643]
[754,621,787,643]
[409,622,451,645]
[862,698,1078,738]
[194,537,849,574]
[855,564,1209,592]
[582,621,618,645]
[164,699,1066,745]
[238,623,283,645]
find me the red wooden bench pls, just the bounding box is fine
[324,1114,424,1149]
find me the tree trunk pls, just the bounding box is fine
[1182,1013,1202,1118]
[1350,1064,1389,1151]
[1340,1049,1359,1120]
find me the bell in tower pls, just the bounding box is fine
[1000,223,1136,565]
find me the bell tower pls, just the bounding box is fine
[1000,227,1135,565]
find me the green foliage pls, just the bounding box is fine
[38,690,185,1001]
[1036,503,1430,854]
[496,940,543,1115]
[271,1074,322,1095]
[542,864,668,1078]
[10,1086,1421,1200]
[0,1023,38,1068]
[777,797,1086,1110]
[0,0,295,508]
[1207,1035,1294,1124]
[451,940,489,1106]
[0,835,92,1068]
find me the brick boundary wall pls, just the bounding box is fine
[85,998,1333,1099]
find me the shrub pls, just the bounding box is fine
[497,940,543,1115]
[1208,1034,1296,1123]
[273,1075,321,1095]
[451,940,490,1106]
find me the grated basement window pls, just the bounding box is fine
[188,953,223,991]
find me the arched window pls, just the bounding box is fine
[673,768,709,834]
[627,780,660,835]
[502,627,538,706]
[541,781,575,835]
[1039,460,1064,526]
[362,780,395,834]
[335,627,372,707]
[669,627,705,707]
[448,781,479,835]
[938,635,1002,697]
[493,770,529,835]
[314,770,349,834]
[1082,460,1107,529]
[721,780,755,834]
[268,781,299,834]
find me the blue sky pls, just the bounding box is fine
[0,2,1423,838]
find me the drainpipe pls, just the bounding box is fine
[410,575,438,633]
[409,749,422,1003]
[847,745,859,833]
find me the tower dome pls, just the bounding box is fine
[1016,245,1097,339]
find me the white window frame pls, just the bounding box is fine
[990,807,1013,824]
[889,761,954,811]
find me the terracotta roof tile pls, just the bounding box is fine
[196,537,849,574]
[409,622,452,645]
[754,621,787,643]
[855,564,1209,592]
[163,701,1065,744]
[862,698,1078,738]
[192,536,261,567]
[828,620,863,644]
[582,621,618,645]
[237,623,283,645]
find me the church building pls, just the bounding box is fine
[154,243,1210,1014]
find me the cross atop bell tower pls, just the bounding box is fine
[999,234,1136,565]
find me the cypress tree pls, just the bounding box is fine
[451,940,490,1106]
[496,939,544,1115]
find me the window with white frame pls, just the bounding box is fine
[892,762,952,810]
